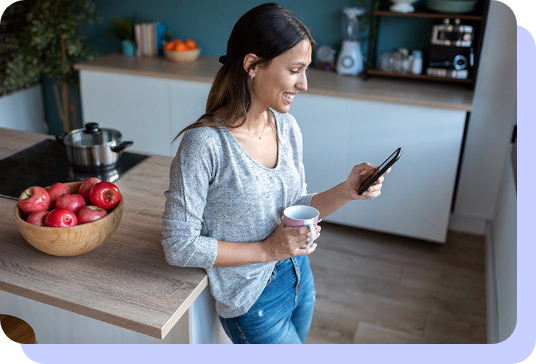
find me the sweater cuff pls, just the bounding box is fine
[295,192,317,207]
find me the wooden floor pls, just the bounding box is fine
[306,222,487,344]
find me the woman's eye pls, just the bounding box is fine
[290,69,299,74]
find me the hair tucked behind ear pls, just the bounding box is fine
[173,3,315,142]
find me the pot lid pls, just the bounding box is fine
[64,123,122,147]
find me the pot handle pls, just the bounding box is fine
[56,132,67,145]
[111,141,133,153]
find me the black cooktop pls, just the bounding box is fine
[0,139,149,200]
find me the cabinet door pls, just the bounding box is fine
[292,94,466,243]
[169,79,212,156]
[80,71,171,156]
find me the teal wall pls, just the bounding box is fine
[83,0,372,57]
[40,0,376,134]
[44,0,376,134]
[43,0,450,134]
[45,0,439,134]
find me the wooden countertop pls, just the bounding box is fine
[75,53,474,112]
[0,127,207,339]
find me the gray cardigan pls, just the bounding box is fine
[161,110,315,318]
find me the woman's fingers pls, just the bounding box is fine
[367,182,383,192]
[296,242,317,256]
[288,226,310,236]
[285,225,321,247]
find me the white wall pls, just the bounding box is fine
[451,1,517,233]
[486,140,516,343]
[0,84,47,133]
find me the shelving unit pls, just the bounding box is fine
[364,0,490,88]
[373,10,484,20]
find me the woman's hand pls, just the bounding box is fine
[345,162,391,201]
[263,221,321,261]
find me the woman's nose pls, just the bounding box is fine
[297,72,308,92]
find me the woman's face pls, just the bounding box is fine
[251,39,312,114]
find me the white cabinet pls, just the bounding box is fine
[79,71,211,157]
[79,71,466,242]
[80,71,171,156]
[292,94,466,243]
[0,84,48,133]
[169,80,212,156]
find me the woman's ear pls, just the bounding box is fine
[243,53,260,75]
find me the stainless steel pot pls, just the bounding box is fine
[56,123,133,171]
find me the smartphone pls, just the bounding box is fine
[357,147,402,195]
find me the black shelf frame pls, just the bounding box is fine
[364,0,491,89]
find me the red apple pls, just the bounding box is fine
[78,177,101,203]
[44,209,78,227]
[55,193,86,214]
[77,205,107,224]
[47,182,72,208]
[89,182,121,210]
[26,210,49,226]
[18,186,51,215]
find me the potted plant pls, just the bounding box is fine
[109,16,138,56]
[4,0,100,132]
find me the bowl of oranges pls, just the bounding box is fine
[164,39,200,62]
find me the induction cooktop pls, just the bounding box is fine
[0,139,149,200]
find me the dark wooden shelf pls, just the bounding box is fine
[365,0,490,89]
[373,10,483,21]
[366,69,474,84]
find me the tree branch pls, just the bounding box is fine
[52,81,69,132]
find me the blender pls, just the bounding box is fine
[336,7,366,76]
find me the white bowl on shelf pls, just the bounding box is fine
[390,0,418,13]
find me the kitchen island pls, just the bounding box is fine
[0,127,228,344]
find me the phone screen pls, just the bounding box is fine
[357,148,401,195]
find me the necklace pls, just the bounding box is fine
[238,125,266,139]
[238,114,270,140]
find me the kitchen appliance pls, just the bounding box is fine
[336,7,365,76]
[56,122,133,172]
[0,139,148,200]
[427,18,475,79]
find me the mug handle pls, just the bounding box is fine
[301,223,316,249]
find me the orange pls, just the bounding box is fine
[174,41,188,52]
[164,42,175,51]
[185,39,197,50]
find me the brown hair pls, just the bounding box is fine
[173,3,315,142]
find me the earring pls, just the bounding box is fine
[250,73,254,80]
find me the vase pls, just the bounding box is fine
[121,40,136,55]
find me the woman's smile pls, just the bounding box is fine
[282,92,297,104]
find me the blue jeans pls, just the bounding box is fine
[219,255,316,344]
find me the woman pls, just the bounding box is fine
[162,3,387,344]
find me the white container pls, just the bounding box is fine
[411,50,423,74]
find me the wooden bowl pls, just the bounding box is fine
[164,48,200,62]
[13,182,123,257]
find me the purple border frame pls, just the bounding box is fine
[0,3,532,364]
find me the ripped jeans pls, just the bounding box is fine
[219,255,316,344]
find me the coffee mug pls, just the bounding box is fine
[283,205,320,249]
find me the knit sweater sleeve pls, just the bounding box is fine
[161,127,219,269]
